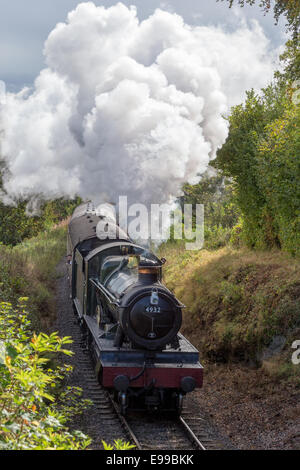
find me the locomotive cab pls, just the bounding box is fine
[86,244,182,351]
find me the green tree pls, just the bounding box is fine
[257,105,300,254]
[0,157,81,245]
[181,171,239,229]
[275,39,300,84]
[179,170,240,249]
[0,194,81,246]
[213,41,300,253]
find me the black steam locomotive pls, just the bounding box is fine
[67,202,203,415]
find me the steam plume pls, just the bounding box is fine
[1,2,277,206]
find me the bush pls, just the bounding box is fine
[0,299,91,450]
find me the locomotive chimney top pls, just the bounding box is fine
[138,259,160,284]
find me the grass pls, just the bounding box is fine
[158,243,300,382]
[0,222,67,330]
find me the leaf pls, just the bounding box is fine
[102,440,114,450]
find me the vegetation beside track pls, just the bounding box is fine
[0,224,67,331]
[159,243,300,385]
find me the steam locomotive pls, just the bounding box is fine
[67,202,203,415]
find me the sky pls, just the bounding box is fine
[0,0,286,92]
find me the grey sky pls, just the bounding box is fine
[0,0,286,91]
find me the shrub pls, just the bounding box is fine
[0,299,91,450]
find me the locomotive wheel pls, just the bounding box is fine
[113,390,118,402]
[97,364,103,386]
[176,393,184,416]
[168,392,183,417]
[119,392,128,416]
[72,304,77,317]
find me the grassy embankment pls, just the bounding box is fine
[159,243,300,384]
[0,222,67,330]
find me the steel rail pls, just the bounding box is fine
[108,392,207,451]
[179,416,206,450]
[108,394,142,450]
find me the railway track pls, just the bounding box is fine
[108,392,207,450]
[55,261,224,450]
[72,322,209,450]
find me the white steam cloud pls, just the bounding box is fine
[1,2,277,206]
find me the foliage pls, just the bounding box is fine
[182,41,300,255]
[0,190,81,246]
[179,170,240,249]
[219,0,300,37]
[102,439,136,450]
[213,40,300,255]
[275,39,300,83]
[257,105,300,254]
[0,299,91,450]
[181,171,239,230]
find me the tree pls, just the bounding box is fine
[219,0,300,38]
[213,41,300,254]
[257,104,300,254]
[179,170,240,249]
[181,170,239,230]
[275,39,300,84]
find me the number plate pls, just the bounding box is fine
[145,305,161,313]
